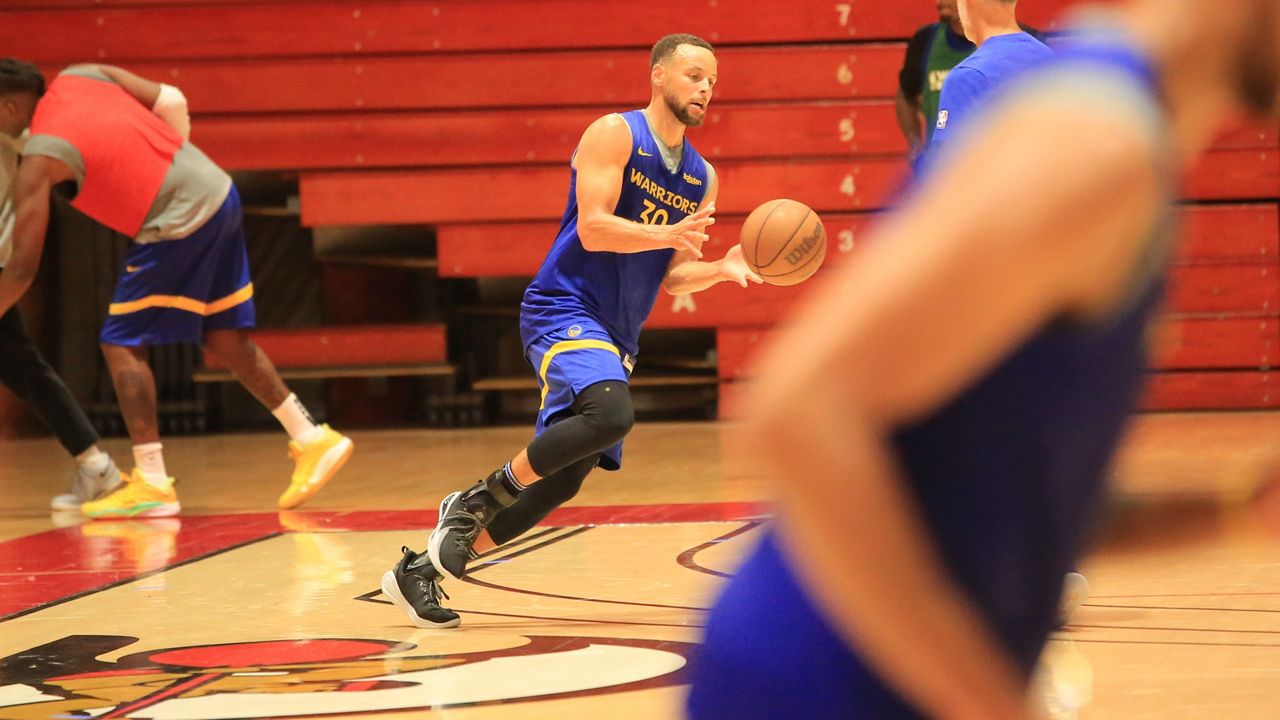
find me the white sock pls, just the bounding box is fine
[76,447,111,475]
[272,393,324,445]
[132,442,171,489]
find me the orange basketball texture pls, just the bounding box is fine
[739,199,826,286]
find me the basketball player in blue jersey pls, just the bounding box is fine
[929,0,1054,157]
[688,1,1280,718]
[931,0,1092,627]
[381,33,762,628]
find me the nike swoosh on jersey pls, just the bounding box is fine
[638,148,654,157]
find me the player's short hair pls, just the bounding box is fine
[650,34,715,68]
[0,59,45,98]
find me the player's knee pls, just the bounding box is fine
[542,472,588,507]
[578,380,634,442]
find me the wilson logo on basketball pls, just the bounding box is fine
[0,634,695,718]
[786,223,825,266]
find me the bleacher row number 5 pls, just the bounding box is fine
[640,199,669,226]
[839,118,856,142]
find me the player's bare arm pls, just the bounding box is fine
[895,88,926,159]
[742,95,1162,720]
[662,172,763,294]
[96,64,191,140]
[574,113,710,257]
[0,155,72,317]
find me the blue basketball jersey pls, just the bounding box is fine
[520,110,711,357]
[929,31,1054,156]
[690,31,1175,719]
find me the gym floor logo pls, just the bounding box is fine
[0,634,695,718]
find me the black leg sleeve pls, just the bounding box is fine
[525,380,634,478]
[486,453,600,545]
[0,306,100,456]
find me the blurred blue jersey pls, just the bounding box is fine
[929,31,1054,160]
[690,29,1174,720]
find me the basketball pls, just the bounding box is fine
[740,199,826,286]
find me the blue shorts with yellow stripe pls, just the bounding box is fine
[526,318,633,471]
[101,186,255,347]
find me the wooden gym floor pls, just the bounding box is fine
[3,413,1280,718]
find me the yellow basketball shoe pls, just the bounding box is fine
[82,469,181,519]
[279,425,353,509]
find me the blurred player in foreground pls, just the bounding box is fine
[689,1,1280,718]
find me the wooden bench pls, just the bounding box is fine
[193,324,455,383]
[298,152,1275,227]
[197,101,908,172]
[4,2,939,63]
[299,158,908,226]
[7,0,1118,64]
[197,104,1274,174]
[434,204,1276,278]
[61,45,908,114]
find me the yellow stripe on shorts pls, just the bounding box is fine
[538,339,621,410]
[108,282,254,317]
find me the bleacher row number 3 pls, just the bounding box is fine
[839,229,854,253]
[640,199,669,226]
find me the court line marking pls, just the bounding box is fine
[675,521,762,578]
[1086,603,1280,614]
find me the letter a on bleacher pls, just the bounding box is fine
[672,294,697,313]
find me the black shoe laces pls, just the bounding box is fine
[425,576,450,605]
[400,546,450,605]
[442,508,483,560]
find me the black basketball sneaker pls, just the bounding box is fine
[381,546,461,629]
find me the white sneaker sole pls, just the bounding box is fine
[51,495,83,512]
[427,491,465,581]
[380,570,461,629]
[51,475,124,512]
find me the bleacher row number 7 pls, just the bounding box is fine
[835,4,852,26]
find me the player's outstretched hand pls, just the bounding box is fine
[665,203,716,258]
[719,244,764,288]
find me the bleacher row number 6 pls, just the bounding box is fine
[640,199,670,226]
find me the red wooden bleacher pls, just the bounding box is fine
[195,324,452,382]
[8,0,1274,413]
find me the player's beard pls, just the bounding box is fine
[1233,0,1280,116]
[663,88,704,127]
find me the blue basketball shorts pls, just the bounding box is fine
[100,186,256,347]
[525,318,634,471]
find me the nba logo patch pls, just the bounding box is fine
[568,325,582,338]
[936,110,949,130]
